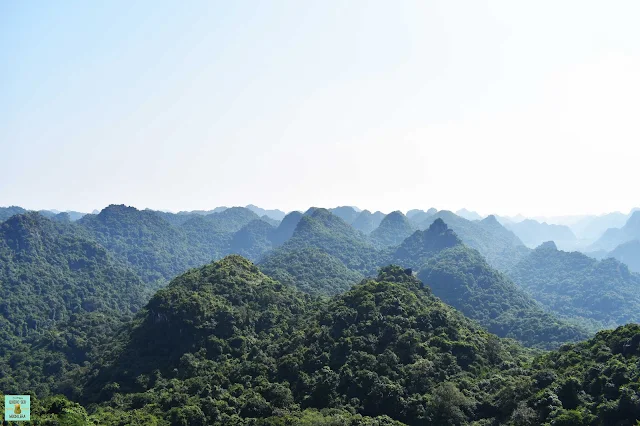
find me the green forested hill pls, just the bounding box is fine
[509,242,640,331]
[0,206,28,222]
[329,206,360,224]
[259,247,364,295]
[418,246,589,349]
[270,211,303,246]
[419,211,530,273]
[608,239,640,273]
[271,208,386,275]
[229,219,275,262]
[370,211,415,247]
[0,213,146,343]
[392,218,462,269]
[81,258,535,425]
[0,213,148,398]
[78,205,272,285]
[78,205,194,284]
[0,251,638,425]
[529,324,640,425]
[393,220,588,348]
[351,209,386,234]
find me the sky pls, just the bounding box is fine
[2,1,639,217]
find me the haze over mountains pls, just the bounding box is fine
[1,203,640,424]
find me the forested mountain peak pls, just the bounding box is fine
[245,204,286,221]
[370,210,415,247]
[329,206,360,224]
[78,204,191,283]
[85,255,309,397]
[83,257,535,424]
[204,206,261,231]
[270,211,303,246]
[393,219,462,269]
[0,206,28,222]
[417,244,589,348]
[228,219,275,262]
[0,213,147,352]
[352,209,386,234]
[536,240,558,251]
[419,210,529,272]
[1,212,66,256]
[480,214,500,225]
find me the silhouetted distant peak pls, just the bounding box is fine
[428,218,449,233]
[537,241,558,251]
[481,215,500,225]
[456,208,483,221]
[625,211,640,231]
[385,211,407,221]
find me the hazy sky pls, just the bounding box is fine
[2,1,639,216]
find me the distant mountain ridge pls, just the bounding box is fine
[509,241,640,331]
[589,211,640,252]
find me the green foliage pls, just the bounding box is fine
[78,205,195,284]
[370,211,415,247]
[265,208,387,276]
[418,245,589,349]
[78,259,534,425]
[419,211,530,273]
[0,205,28,222]
[259,247,364,295]
[229,219,275,262]
[529,324,640,425]
[0,213,146,353]
[78,205,271,285]
[509,242,640,331]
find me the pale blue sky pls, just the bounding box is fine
[2,1,639,216]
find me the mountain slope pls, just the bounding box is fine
[392,218,462,269]
[245,204,286,221]
[259,247,364,295]
[78,205,193,284]
[0,206,27,222]
[506,219,577,248]
[351,209,385,234]
[509,241,640,330]
[228,219,275,262]
[529,324,640,425]
[0,213,148,396]
[329,206,361,224]
[370,211,415,247]
[419,211,529,272]
[393,219,587,348]
[0,213,146,343]
[589,211,640,251]
[83,258,534,425]
[406,208,437,227]
[608,239,640,273]
[270,211,303,246]
[273,208,385,275]
[416,244,589,349]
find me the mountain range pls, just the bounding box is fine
[0,203,639,424]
